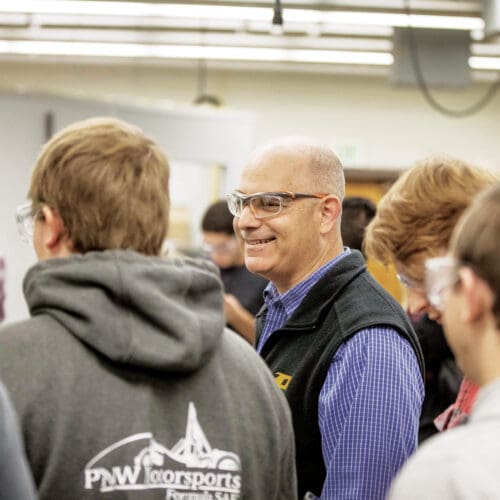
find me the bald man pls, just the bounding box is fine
[227,138,425,500]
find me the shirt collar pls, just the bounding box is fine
[264,248,351,318]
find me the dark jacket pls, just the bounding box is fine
[412,314,462,442]
[256,251,424,497]
[221,265,267,316]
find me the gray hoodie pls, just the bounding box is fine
[0,251,296,500]
[0,381,37,500]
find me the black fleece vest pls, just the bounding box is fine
[255,251,424,498]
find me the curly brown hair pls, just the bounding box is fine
[364,155,498,268]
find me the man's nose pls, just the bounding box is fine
[236,204,260,229]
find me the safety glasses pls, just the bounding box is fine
[226,190,329,219]
[425,256,460,311]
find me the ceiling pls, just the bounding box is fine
[0,0,499,79]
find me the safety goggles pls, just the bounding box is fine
[226,190,329,219]
[396,272,425,291]
[15,201,41,243]
[425,256,460,311]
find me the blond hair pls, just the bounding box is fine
[451,184,500,324]
[364,155,497,267]
[28,117,170,255]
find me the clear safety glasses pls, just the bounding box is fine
[226,190,329,219]
[15,201,41,244]
[425,256,460,311]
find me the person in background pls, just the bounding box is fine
[0,117,297,500]
[202,200,267,343]
[389,183,500,499]
[340,196,376,256]
[0,258,37,500]
[228,137,424,500]
[365,155,497,433]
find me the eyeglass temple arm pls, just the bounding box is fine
[291,192,329,199]
[231,191,330,201]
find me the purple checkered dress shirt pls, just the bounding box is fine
[257,249,424,500]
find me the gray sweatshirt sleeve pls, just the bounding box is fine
[0,381,37,500]
[278,422,298,500]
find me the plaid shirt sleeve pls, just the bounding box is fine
[316,327,424,500]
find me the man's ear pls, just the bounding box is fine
[39,206,73,256]
[319,195,341,234]
[459,267,494,325]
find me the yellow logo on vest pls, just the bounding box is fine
[274,372,292,391]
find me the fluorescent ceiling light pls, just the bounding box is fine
[285,10,483,30]
[0,1,271,20]
[0,0,484,30]
[2,39,497,70]
[0,40,393,65]
[469,56,500,70]
[0,13,28,25]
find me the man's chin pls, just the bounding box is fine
[244,259,270,278]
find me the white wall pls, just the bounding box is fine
[225,71,500,171]
[1,61,499,171]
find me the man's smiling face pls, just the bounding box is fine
[235,148,325,293]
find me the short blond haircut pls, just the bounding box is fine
[451,184,500,324]
[364,155,497,267]
[28,117,170,255]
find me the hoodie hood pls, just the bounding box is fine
[23,250,225,373]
